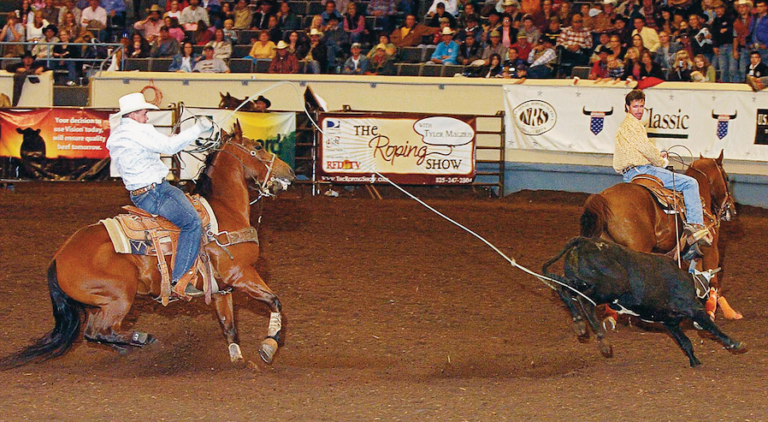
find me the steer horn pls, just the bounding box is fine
[712,111,737,119]
[583,107,614,116]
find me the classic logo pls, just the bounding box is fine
[582,106,613,135]
[513,100,557,136]
[645,108,690,139]
[712,111,737,140]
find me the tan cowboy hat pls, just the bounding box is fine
[276,40,289,49]
[502,0,519,7]
[602,0,617,4]
[735,0,753,6]
[147,4,162,13]
[309,28,323,37]
[118,93,159,116]
[441,27,454,35]
[375,43,388,50]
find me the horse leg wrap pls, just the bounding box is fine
[267,312,282,338]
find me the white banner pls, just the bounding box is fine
[318,113,476,184]
[504,85,768,162]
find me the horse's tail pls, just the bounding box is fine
[0,260,83,369]
[580,194,611,238]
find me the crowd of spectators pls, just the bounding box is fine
[1,0,767,89]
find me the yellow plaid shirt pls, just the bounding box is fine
[613,113,667,173]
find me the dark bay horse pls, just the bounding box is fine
[0,121,295,368]
[580,152,739,321]
[219,92,257,111]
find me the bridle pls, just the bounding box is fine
[208,133,281,204]
[689,159,734,223]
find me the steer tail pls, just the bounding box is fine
[0,260,83,369]
[542,237,586,280]
[580,194,611,238]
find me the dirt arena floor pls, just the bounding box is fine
[1,181,767,421]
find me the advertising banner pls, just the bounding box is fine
[0,109,111,179]
[318,113,476,184]
[504,85,768,162]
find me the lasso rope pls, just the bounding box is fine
[141,80,163,106]
[183,81,597,306]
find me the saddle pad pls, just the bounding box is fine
[630,174,687,216]
[100,218,131,254]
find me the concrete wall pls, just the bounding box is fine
[90,72,768,207]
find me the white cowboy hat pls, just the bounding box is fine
[309,28,324,37]
[734,0,753,6]
[118,93,159,116]
[441,27,454,35]
[602,0,617,4]
[276,40,289,49]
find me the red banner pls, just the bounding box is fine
[0,109,111,159]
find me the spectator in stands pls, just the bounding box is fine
[254,95,271,111]
[166,0,183,20]
[632,15,659,52]
[589,45,610,79]
[542,16,560,44]
[80,0,106,34]
[557,12,593,74]
[621,46,640,80]
[28,10,50,42]
[685,12,714,63]
[367,43,396,75]
[134,5,163,43]
[58,1,81,28]
[324,15,348,71]
[499,0,522,26]
[482,11,502,40]
[342,42,369,74]
[102,0,126,35]
[613,15,630,46]
[589,31,610,62]
[654,31,680,69]
[527,36,556,77]
[432,17,453,44]
[484,53,503,77]
[1,13,25,58]
[308,15,325,33]
[458,3,480,29]
[304,28,329,73]
[667,49,693,80]
[455,15,482,44]
[193,45,229,72]
[428,0,459,19]
[60,11,83,42]
[482,30,507,64]
[733,0,753,83]
[592,1,614,34]
[206,27,231,59]
[391,14,438,48]
[266,15,282,42]
[708,1,733,82]
[429,3,457,28]
[7,51,47,106]
[511,32,532,61]
[151,26,181,58]
[252,1,274,29]
[370,0,398,33]
[430,27,460,64]
[52,30,80,85]
[367,33,396,59]
[459,34,482,64]
[196,20,215,45]
[498,13,518,47]
[691,53,715,81]
[746,50,768,90]
[639,49,664,79]
[518,13,540,43]
[321,1,344,26]
[246,29,276,61]
[606,33,625,59]
[532,0,553,31]
[269,40,299,73]
[166,16,186,42]
[181,0,210,30]
[40,0,59,26]
[505,46,527,76]
[556,0,573,27]
[579,3,595,32]
[277,1,301,31]
[750,0,768,64]
[169,42,201,71]
[212,1,230,28]
[20,0,34,26]
[233,0,252,30]
[604,53,624,79]
[630,33,649,58]
[287,30,310,57]
[128,32,151,58]
[343,3,367,45]
[33,24,59,65]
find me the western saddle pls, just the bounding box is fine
[100,194,259,306]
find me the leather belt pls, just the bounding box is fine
[130,179,164,197]
[621,166,636,175]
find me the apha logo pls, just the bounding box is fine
[712,111,737,140]
[645,108,690,139]
[514,100,557,136]
[582,106,613,135]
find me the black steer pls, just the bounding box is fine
[542,237,746,367]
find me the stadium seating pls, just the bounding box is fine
[420,64,442,77]
[151,58,173,72]
[228,58,254,73]
[123,58,151,72]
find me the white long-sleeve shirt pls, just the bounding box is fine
[107,118,203,190]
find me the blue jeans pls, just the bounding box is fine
[714,44,737,83]
[527,65,553,79]
[622,165,704,225]
[130,181,203,282]
[737,47,750,82]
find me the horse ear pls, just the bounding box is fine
[716,150,723,164]
[234,119,243,139]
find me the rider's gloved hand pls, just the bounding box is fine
[196,116,213,133]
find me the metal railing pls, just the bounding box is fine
[0,41,124,78]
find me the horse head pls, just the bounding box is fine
[218,92,233,109]
[694,150,736,222]
[222,120,295,196]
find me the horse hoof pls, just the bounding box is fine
[228,343,244,363]
[258,337,278,364]
[602,317,617,332]
[729,341,748,354]
[599,340,613,358]
[572,319,588,339]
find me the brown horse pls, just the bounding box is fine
[580,152,739,321]
[0,121,295,368]
[219,92,257,112]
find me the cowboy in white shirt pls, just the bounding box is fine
[106,93,213,298]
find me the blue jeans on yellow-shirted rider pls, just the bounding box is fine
[613,89,712,249]
[106,92,214,298]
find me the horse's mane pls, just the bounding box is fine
[193,149,220,199]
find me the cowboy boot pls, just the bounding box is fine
[172,269,205,298]
[683,223,713,247]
